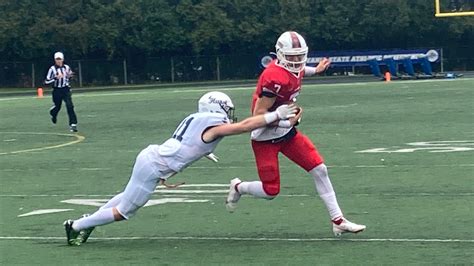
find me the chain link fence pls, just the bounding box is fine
[1,49,472,88]
[0,54,261,88]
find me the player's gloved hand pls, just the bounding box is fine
[276,104,298,119]
[290,107,303,126]
[205,153,219,163]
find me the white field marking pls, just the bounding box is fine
[0,97,35,101]
[0,132,85,155]
[77,91,158,98]
[60,198,208,207]
[144,198,209,206]
[0,236,472,243]
[1,192,473,198]
[168,78,474,92]
[189,163,474,169]
[356,140,474,153]
[2,77,473,102]
[60,199,108,207]
[153,189,229,194]
[329,103,358,108]
[18,209,73,217]
[79,168,111,171]
[170,86,252,93]
[2,164,473,172]
[157,184,228,188]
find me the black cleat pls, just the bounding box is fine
[64,220,80,246]
[78,214,95,243]
[70,124,78,132]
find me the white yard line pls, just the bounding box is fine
[1,78,473,102]
[1,164,473,172]
[0,193,472,198]
[0,236,472,243]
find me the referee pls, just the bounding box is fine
[45,52,78,132]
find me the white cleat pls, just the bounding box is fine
[225,178,242,213]
[332,218,366,236]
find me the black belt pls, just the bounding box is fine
[261,127,297,144]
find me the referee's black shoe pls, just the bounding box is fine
[70,124,78,132]
[49,110,57,124]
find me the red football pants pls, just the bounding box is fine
[251,131,324,196]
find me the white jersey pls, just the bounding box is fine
[154,112,229,173]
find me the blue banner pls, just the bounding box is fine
[306,48,441,67]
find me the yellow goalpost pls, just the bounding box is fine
[435,0,474,17]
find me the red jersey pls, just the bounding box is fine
[252,60,303,113]
[251,60,304,141]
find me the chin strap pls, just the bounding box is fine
[159,179,185,189]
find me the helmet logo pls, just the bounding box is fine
[290,32,301,48]
[208,96,230,112]
[208,95,227,106]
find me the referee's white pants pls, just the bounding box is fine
[112,145,167,219]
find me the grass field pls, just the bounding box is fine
[1,79,473,265]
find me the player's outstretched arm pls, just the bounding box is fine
[305,57,331,76]
[202,104,297,142]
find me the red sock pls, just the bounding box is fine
[332,217,343,225]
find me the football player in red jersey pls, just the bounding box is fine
[226,31,366,236]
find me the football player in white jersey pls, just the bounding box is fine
[63,91,300,246]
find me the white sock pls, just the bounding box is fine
[100,193,124,210]
[309,164,343,220]
[72,207,116,231]
[237,181,274,199]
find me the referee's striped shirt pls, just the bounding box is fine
[45,65,72,88]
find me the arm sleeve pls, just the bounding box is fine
[304,66,317,76]
[44,67,55,84]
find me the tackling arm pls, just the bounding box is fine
[202,105,297,142]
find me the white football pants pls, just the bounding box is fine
[114,145,169,219]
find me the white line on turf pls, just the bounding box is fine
[1,164,473,172]
[153,189,229,194]
[0,236,472,243]
[17,209,73,217]
[1,78,473,102]
[2,164,473,172]
[186,164,474,169]
[157,184,228,188]
[0,193,472,197]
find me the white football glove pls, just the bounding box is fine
[205,153,219,163]
[276,104,298,119]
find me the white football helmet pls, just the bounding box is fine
[275,31,308,73]
[198,91,235,121]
